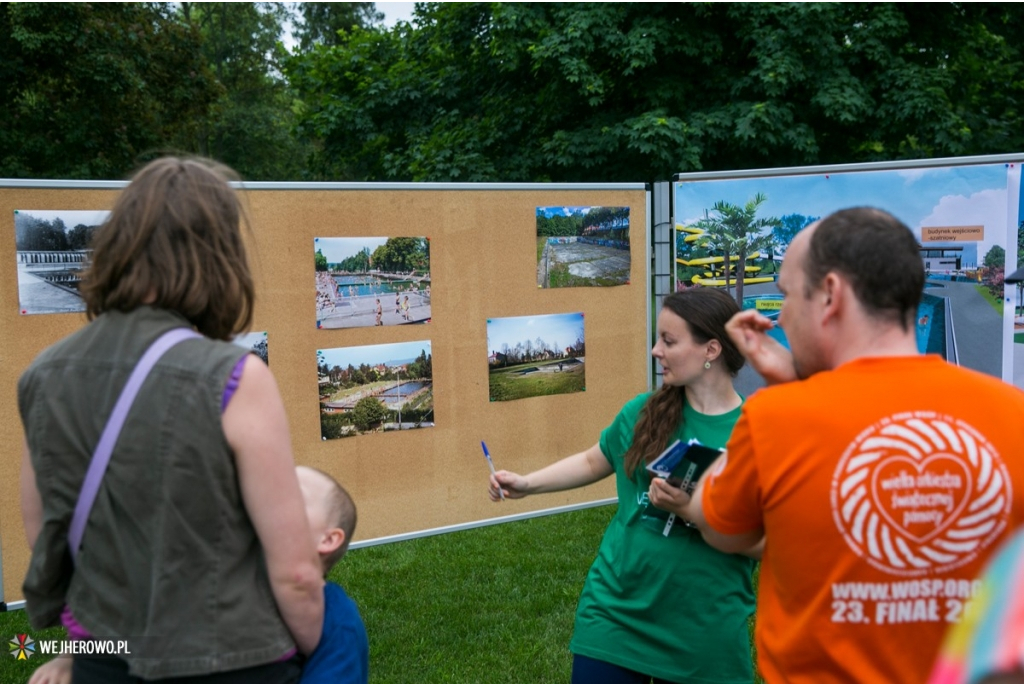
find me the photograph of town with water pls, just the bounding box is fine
[318,340,433,439]
[487,312,585,401]
[315,236,430,329]
[233,331,268,365]
[675,163,1024,394]
[536,206,630,288]
[13,209,108,315]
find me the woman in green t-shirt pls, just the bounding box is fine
[489,288,760,683]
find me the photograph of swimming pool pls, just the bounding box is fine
[14,209,108,315]
[315,236,431,329]
[537,206,630,288]
[318,340,433,440]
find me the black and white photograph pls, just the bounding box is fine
[14,209,107,315]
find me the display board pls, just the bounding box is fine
[0,183,650,603]
[673,156,1024,397]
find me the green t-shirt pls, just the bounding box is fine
[570,392,756,683]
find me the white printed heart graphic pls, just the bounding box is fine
[831,412,1010,577]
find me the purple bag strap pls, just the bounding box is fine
[68,328,200,562]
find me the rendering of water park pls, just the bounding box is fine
[674,163,1022,392]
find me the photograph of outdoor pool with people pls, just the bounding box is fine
[315,236,430,329]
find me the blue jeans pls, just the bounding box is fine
[571,654,672,684]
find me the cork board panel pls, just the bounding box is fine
[0,186,649,603]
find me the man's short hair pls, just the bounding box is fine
[309,467,358,570]
[804,207,924,330]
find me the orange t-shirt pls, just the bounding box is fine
[703,355,1024,683]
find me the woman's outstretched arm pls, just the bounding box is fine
[489,442,613,501]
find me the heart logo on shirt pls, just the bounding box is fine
[870,455,972,544]
[831,412,1010,577]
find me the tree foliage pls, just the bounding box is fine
[0,3,220,178]
[406,349,432,379]
[371,237,430,273]
[695,194,779,304]
[181,2,310,180]
[351,396,388,431]
[15,213,101,251]
[287,3,1024,182]
[295,2,383,51]
[984,245,1006,269]
[8,3,1024,183]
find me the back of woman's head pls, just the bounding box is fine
[80,157,254,340]
[662,288,745,376]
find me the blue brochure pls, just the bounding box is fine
[645,439,722,495]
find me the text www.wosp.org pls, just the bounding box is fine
[830,578,982,626]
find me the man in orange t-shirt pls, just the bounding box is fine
[658,208,1024,683]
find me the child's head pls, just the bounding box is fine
[296,466,357,574]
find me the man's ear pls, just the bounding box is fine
[318,527,347,557]
[821,272,844,323]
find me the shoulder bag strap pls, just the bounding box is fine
[67,327,201,562]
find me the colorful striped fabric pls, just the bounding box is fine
[930,529,1024,683]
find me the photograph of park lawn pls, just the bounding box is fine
[488,312,585,401]
[319,341,433,439]
[14,209,107,315]
[536,206,630,288]
[315,236,430,330]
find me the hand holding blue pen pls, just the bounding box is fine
[481,441,505,501]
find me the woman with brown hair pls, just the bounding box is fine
[489,288,758,684]
[19,157,323,683]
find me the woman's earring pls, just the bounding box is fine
[704,360,711,370]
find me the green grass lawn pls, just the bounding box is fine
[0,614,66,683]
[1,506,760,683]
[974,283,1004,315]
[0,507,613,684]
[488,362,584,401]
[336,506,615,683]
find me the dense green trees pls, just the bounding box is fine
[0,3,220,178]
[351,396,387,431]
[287,3,1024,182]
[0,2,380,180]
[15,213,101,251]
[5,3,1024,182]
[370,238,430,274]
[294,2,382,50]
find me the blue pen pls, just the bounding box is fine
[481,441,505,500]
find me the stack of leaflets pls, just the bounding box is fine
[645,439,722,495]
